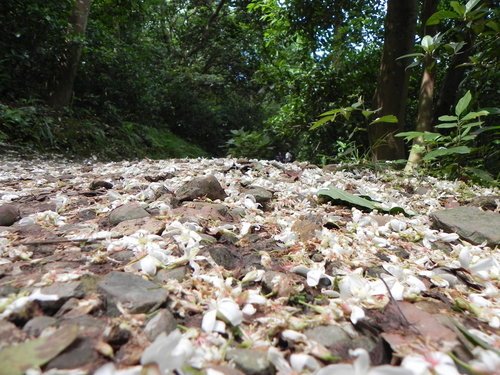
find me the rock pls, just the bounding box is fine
[207,244,240,270]
[261,271,295,298]
[226,348,275,375]
[430,206,500,246]
[23,316,57,337]
[0,204,20,226]
[468,195,500,211]
[243,187,273,209]
[61,315,107,339]
[144,309,177,341]
[304,325,350,350]
[39,281,85,312]
[0,320,26,350]
[172,202,231,223]
[155,267,187,283]
[291,214,322,242]
[109,250,135,263]
[89,180,113,190]
[108,203,150,226]
[98,271,168,315]
[112,216,166,236]
[175,175,227,203]
[45,337,99,370]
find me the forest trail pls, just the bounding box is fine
[0,153,499,374]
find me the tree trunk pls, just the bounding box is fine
[370,0,417,161]
[434,31,474,122]
[405,0,439,173]
[48,0,92,108]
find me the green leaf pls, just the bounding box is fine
[480,107,500,115]
[465,0,481,14]
[455,91,472,117]
[435,122,458,129]
[450,1,465,16]
[462,121,484,128]
[461,110,489,121]
[466,168,496,184]
[310,115,336,130]
[396,53,425,61]
[406,60,421,70]
[319,108,342,117]
[0,326,79,375]
[370,115,398,125]
[395,131,425,141]
[423,146,471,161]
[438,115,458,122]
[426,10,460,25]
[318,187,411,215]
[361,110,376,119]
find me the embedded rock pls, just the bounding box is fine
[108,203,150,226]
[144,309,177,341]
[0,204,20,226]
[175,175,227,203]
[243,186,273,209]
[98,271,168,315]
[430,206,500,246]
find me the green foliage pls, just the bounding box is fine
[397,91,499,184]
[225,128,275,159]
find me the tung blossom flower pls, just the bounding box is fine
[202,297,243,333]
[401,352,459,375]
[317,348,412,375]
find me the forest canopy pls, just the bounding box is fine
[0,0,498,182]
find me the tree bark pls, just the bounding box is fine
[434,31,474,122]
[405,0,439,173]
[369,0,417,161]
[48,0,92,108]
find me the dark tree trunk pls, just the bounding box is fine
[370,0,417,161]
[434,31,474,122]
[48,0,92,108]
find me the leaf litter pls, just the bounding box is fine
[0,151,499,374]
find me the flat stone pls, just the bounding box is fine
[226,348,275,375]
[175,175,227,203]
[172,202,231,223]
[113,216,166,236]
[23,316,57,337]
[243,187,273,209]
[155,267,187,283]
[207,244,240,270]
[0,204,20,226]
[98,271,168,315]
[45,337,99,370]
[144,309,177,341]
[304,325,350,349]
[60,315,107,339]
[261,271,295,297]
[108,203,150,226]
[430,206,500,246]
[39,281,85,312]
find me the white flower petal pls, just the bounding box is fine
[290,353,320,372]
[350,305,365,324]
[217,298,243,326]
[202,309,218,333]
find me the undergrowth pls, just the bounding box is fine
[0,102,207,160]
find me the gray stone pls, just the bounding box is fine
[109,250,135,263]
[39,281,85,312]
[261,271,295,298]
[155,267,187,283]
[430,206,500,246]
[108,203,150,226]
[304,325,350,349]
[0,204,20,226]
[61,315,106,338]
[98,271,168,315]
[0,320,26,350]
[23,316,57,337]
[226,348,275,375]
[175,175,227,203]
[144,309,177,341]
[45,337,99,370]
[208,245,240,270]
[243,187,273,209]
[112,216,166,236]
